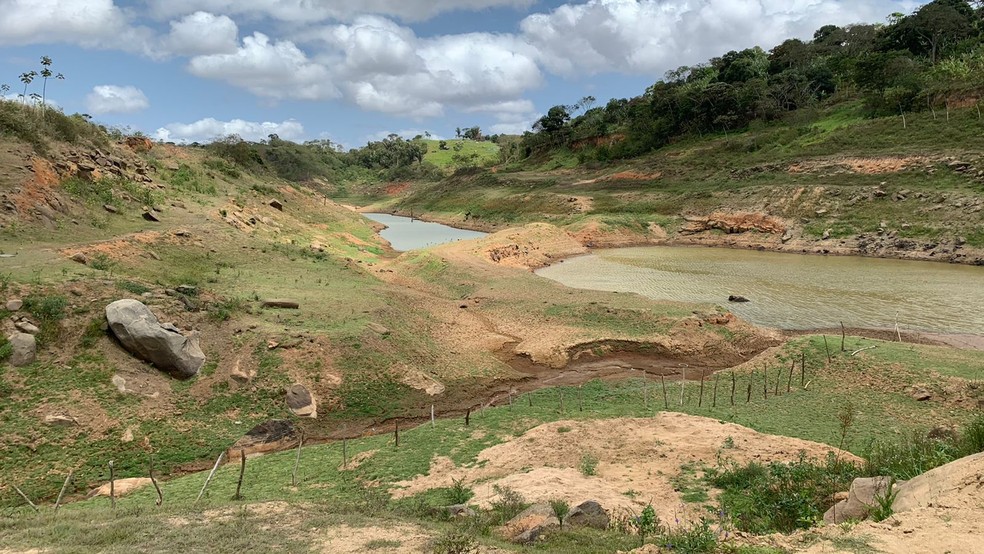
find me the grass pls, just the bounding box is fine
[422,139,499,169]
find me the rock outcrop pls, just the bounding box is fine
[286,384,317,418]
[228,420,299,458]
[680,212,786,235]
[105,299,205,379]
[500,503,559,544]
[8,332,36,367]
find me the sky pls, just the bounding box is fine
[0,0,920,149]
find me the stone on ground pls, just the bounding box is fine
[105,299,205,379]
[8,332,36,367]
[286,384,317,418]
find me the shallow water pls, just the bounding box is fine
[364,213,487,252]
[536,246,984,334]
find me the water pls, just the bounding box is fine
[364,213,487,252]
[536,246,984,334]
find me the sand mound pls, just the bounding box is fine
[894,451,984,512]
[392,413,855,523]
[470,223,587,270]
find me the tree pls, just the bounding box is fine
[462,126,482,140]
[884,0,977,63]
[18,71,36,105]
[38,56,64,111]
[455,127,462,138]
[0,84,9,99]
[533,105,571,135]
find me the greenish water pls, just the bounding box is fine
[536,246,984,334]
[364,213,486,252]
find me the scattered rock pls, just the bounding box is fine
[175,285,198,296]
[71,252,88,265]
[728,295,750,303]
[105,299,206,379]
[5,299,22,311]
[88,478,153,498]
[269,199,284,211]
[909,386,933,402]
[565,500,609,530]
[103,204,118,214]
[822,229,831,240]
[230,357,255,384]
[444,504,477,518]
[500,503,559,544]
[147,250,161,261]
[262,299,300,309]
[14,320,40,335]
[367,322,390,335]
[8,332,36,366]
[111,374,128,393]
[142,211,160,222]
[286,384,317,418]
[823,476,898,524]
[229,420,298,458]
[781,231,794,243]
[44,414,78,426]
[173,229,191,237]
[121,427,134,443]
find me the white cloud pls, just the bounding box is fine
[0,0,154,53]
[147,0,534,23]
[85,85,150,114]
[521,0,919,76]
[154,118,305,143]
[164,11,238,56]
[187,32,339,100]
[308,17,542,118]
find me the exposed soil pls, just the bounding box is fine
[391,413,859,525]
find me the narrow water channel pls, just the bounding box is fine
[363,213,487,251]
[536,246,984,335]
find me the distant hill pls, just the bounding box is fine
[421,138,499,168]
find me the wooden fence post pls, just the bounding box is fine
[774,366,781,396]
[394,422,400,448]
[698,370,705,408]
[787,360,794,393]
[643,370,649,409]
[343,439,348,470]
[13,485,38,513]
[108,460,116,510]
[55,470,74,512]
[196,452,226,504]
[731,372,736,406]
[465,408,471,426]
[762,366,768,400]
[431,404,435,426]
[149,454,164,506]
[841,322,846,352]
[823,335,831,363]
[660,374,668,410]
[712,372,719,408]
[578,385,584,412]
[234,450,246,500]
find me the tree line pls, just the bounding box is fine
[521,0,984,160]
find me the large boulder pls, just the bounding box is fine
[228,420,298,458]
[8,332,36,367]
[286,384,317,418]
[823,476,898,524]
[105,299,205,379]
[565,500,609,530]
[499,503,559,544]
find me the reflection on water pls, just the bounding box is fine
[364,213,487,252]
[536,246,984,334]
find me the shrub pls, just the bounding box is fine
[710,453,859,534]
[488,485,527,525]
[579,453,599,476]
[23,294,68,345]
[658,518,717,554]
[431,531,478,554]
[550,499,571,530]
[959,414,984,457]
[447,478,473,505]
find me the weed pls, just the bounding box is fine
[208,296,248,322]
[869,478,899,522]
[23,294,68,345]
[864,430,960,480]
[117,280,151,295]
[447,478,473,505]
[488,485,527,525]
[430,531,479,554]
[579,453,599,476]
[0,335,11,363]
[722,436,736,449]
[636,503,662,546]
[90,253,116,272]
[658,518,717,554]
[79,317,106,349]
[557,426,572,433]
[550,499,571,530]
[365,539,402,550]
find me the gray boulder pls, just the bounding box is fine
[823,476,898,524]
[105,299,205,379]
[565,500,608,530]
[286,384,317,418]
[8,332,36,367]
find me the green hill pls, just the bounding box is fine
[421,138,499,168]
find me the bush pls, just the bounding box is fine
[23,294,68,345]
[710,453,859,534]
[658,518,717,554]
[431,531,478,554]
[580,453,599,476]
[447,478,473,505]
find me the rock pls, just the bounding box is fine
[8,332,36,366]
[71,252,88,265]
[121,427,135,443]
[44,414,78,426]
[565,500,609,530]
[728,295,750,303]
[103,204,118,214]
[228,420,298,458]
[124,136,153,152]
[444,504,477,518]
[822,229,831,240]
[111,374,128,393]
[15,320,40,334]
[286,384,317,418]
[230,357,255,384]
[173,229,191,237]
[909,386,932,402]
[823,476,897,524]
[262,299,300,309]
[6,299,22,311]
[873,189,887,198]
[367,322,390,335]
[105,299,206,379]
[781,231,794,243]
[142,211,160,222]
[175,285,198,296]
[88,478,153,498]
[147,250,161,261]
[269,199,284,211]
[500,503,559,544]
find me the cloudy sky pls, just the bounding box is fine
[0,0,918,147]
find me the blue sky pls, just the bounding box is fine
[0,0,917,149]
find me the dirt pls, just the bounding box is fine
[391,413,858,525]
[788,156,928,175]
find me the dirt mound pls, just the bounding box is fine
[471,223,587,270]
[681,212,786,235]
[392,413,855,524]
[894,451,984,512]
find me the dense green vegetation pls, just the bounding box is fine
[520,0,984,162]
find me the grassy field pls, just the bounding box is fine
[422,139,499,168]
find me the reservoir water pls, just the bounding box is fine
[536,246,984,334]
[364,213,487,252]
